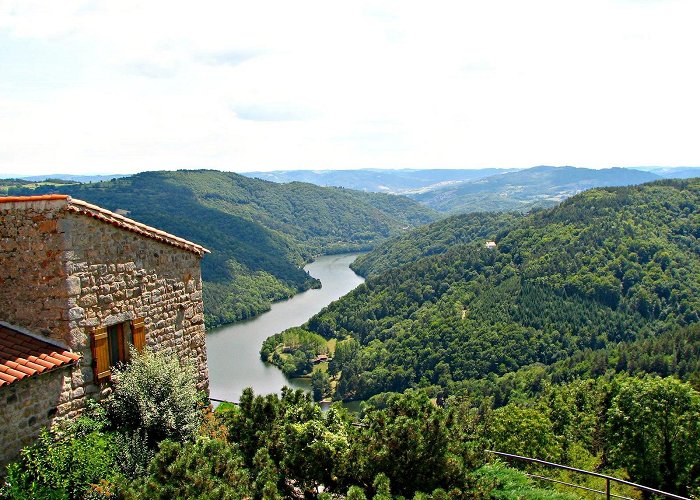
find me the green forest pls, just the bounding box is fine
[5,176,700,496]
[4,170,436,327]
[4,347,699,498]
[259,179,700,494]
[292,179,700,400]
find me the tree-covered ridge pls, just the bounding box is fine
[351,211,522,277]
[291,179,700,401]
[0,177,80,193]
[161,171,437,250]
[5,169,437,327]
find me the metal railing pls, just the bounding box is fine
[209,397,238,404]
[486,450,690,500]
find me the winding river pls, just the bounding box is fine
[206,253,364,403]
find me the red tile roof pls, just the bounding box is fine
[0,194,70,203]
[0,324,81,387]
[0,195,210,257]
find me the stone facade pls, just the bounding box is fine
[0,369,69,467]
[0,195,209,468]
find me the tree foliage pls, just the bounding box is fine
[606,376,700,495]
[293,179,700,402]
[105,347,202,445]
[121,437,252,500]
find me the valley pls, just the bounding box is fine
[2,170,435,328]
[3,170,699,496]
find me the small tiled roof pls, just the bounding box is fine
[0,324,81,387]
[0,194,210,257]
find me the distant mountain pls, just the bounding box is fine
[633,167,700,179]
[242,168,513,194]
[410,166,661,213]
[0,177,81,193]
[14,174,131,183]
[4,169,437,327]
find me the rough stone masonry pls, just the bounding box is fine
[0,195,210,468]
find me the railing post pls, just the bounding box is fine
[606,477,611,500]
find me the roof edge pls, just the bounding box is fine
[0,194,210,257]
[0,194,70,203]
[66,197,210,257]
[0,321,72,351]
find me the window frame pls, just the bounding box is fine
[91,318,146,383]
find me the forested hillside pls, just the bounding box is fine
[410,166,660,213]
[5,170,437,326]
[284,179,700,401]
[351,211,522,276]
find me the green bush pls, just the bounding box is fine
[0,428,117,500]
[112,430,156,480]
[121,437,252,499]
[105,347,202,445]
[472,462,577,499]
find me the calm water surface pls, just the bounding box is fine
[206,253,364,403]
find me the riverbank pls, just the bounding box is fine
[206,253,365,403]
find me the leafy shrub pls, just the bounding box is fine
[105,347,202,445]
[121,437,252,499]
[0,428,117,500]
[472,462,577,499]
[487,404,561,461]
[111,430,155,480]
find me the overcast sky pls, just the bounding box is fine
[1,0,699,176]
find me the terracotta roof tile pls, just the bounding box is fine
[0,325,80,387]
[0,194,70,203]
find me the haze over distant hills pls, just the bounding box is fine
[410,166,661,213]
[243,166,699,196]
[243,168,513,194]
[635,167,700,179]
[245,166,699,213]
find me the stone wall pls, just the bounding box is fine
[0,368,73,469]
[61,211,209,395]
[0,198,209,468]
[0,198,71,343]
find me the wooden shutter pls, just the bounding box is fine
[132,318,146,353]
[91,326,111,383]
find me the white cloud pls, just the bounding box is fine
[1,0,699,175]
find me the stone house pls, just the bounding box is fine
[0,194,210,468]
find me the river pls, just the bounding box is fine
[206,253,364,403]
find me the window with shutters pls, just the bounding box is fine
[91,318,146,383]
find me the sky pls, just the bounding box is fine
[1,0,699,176]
